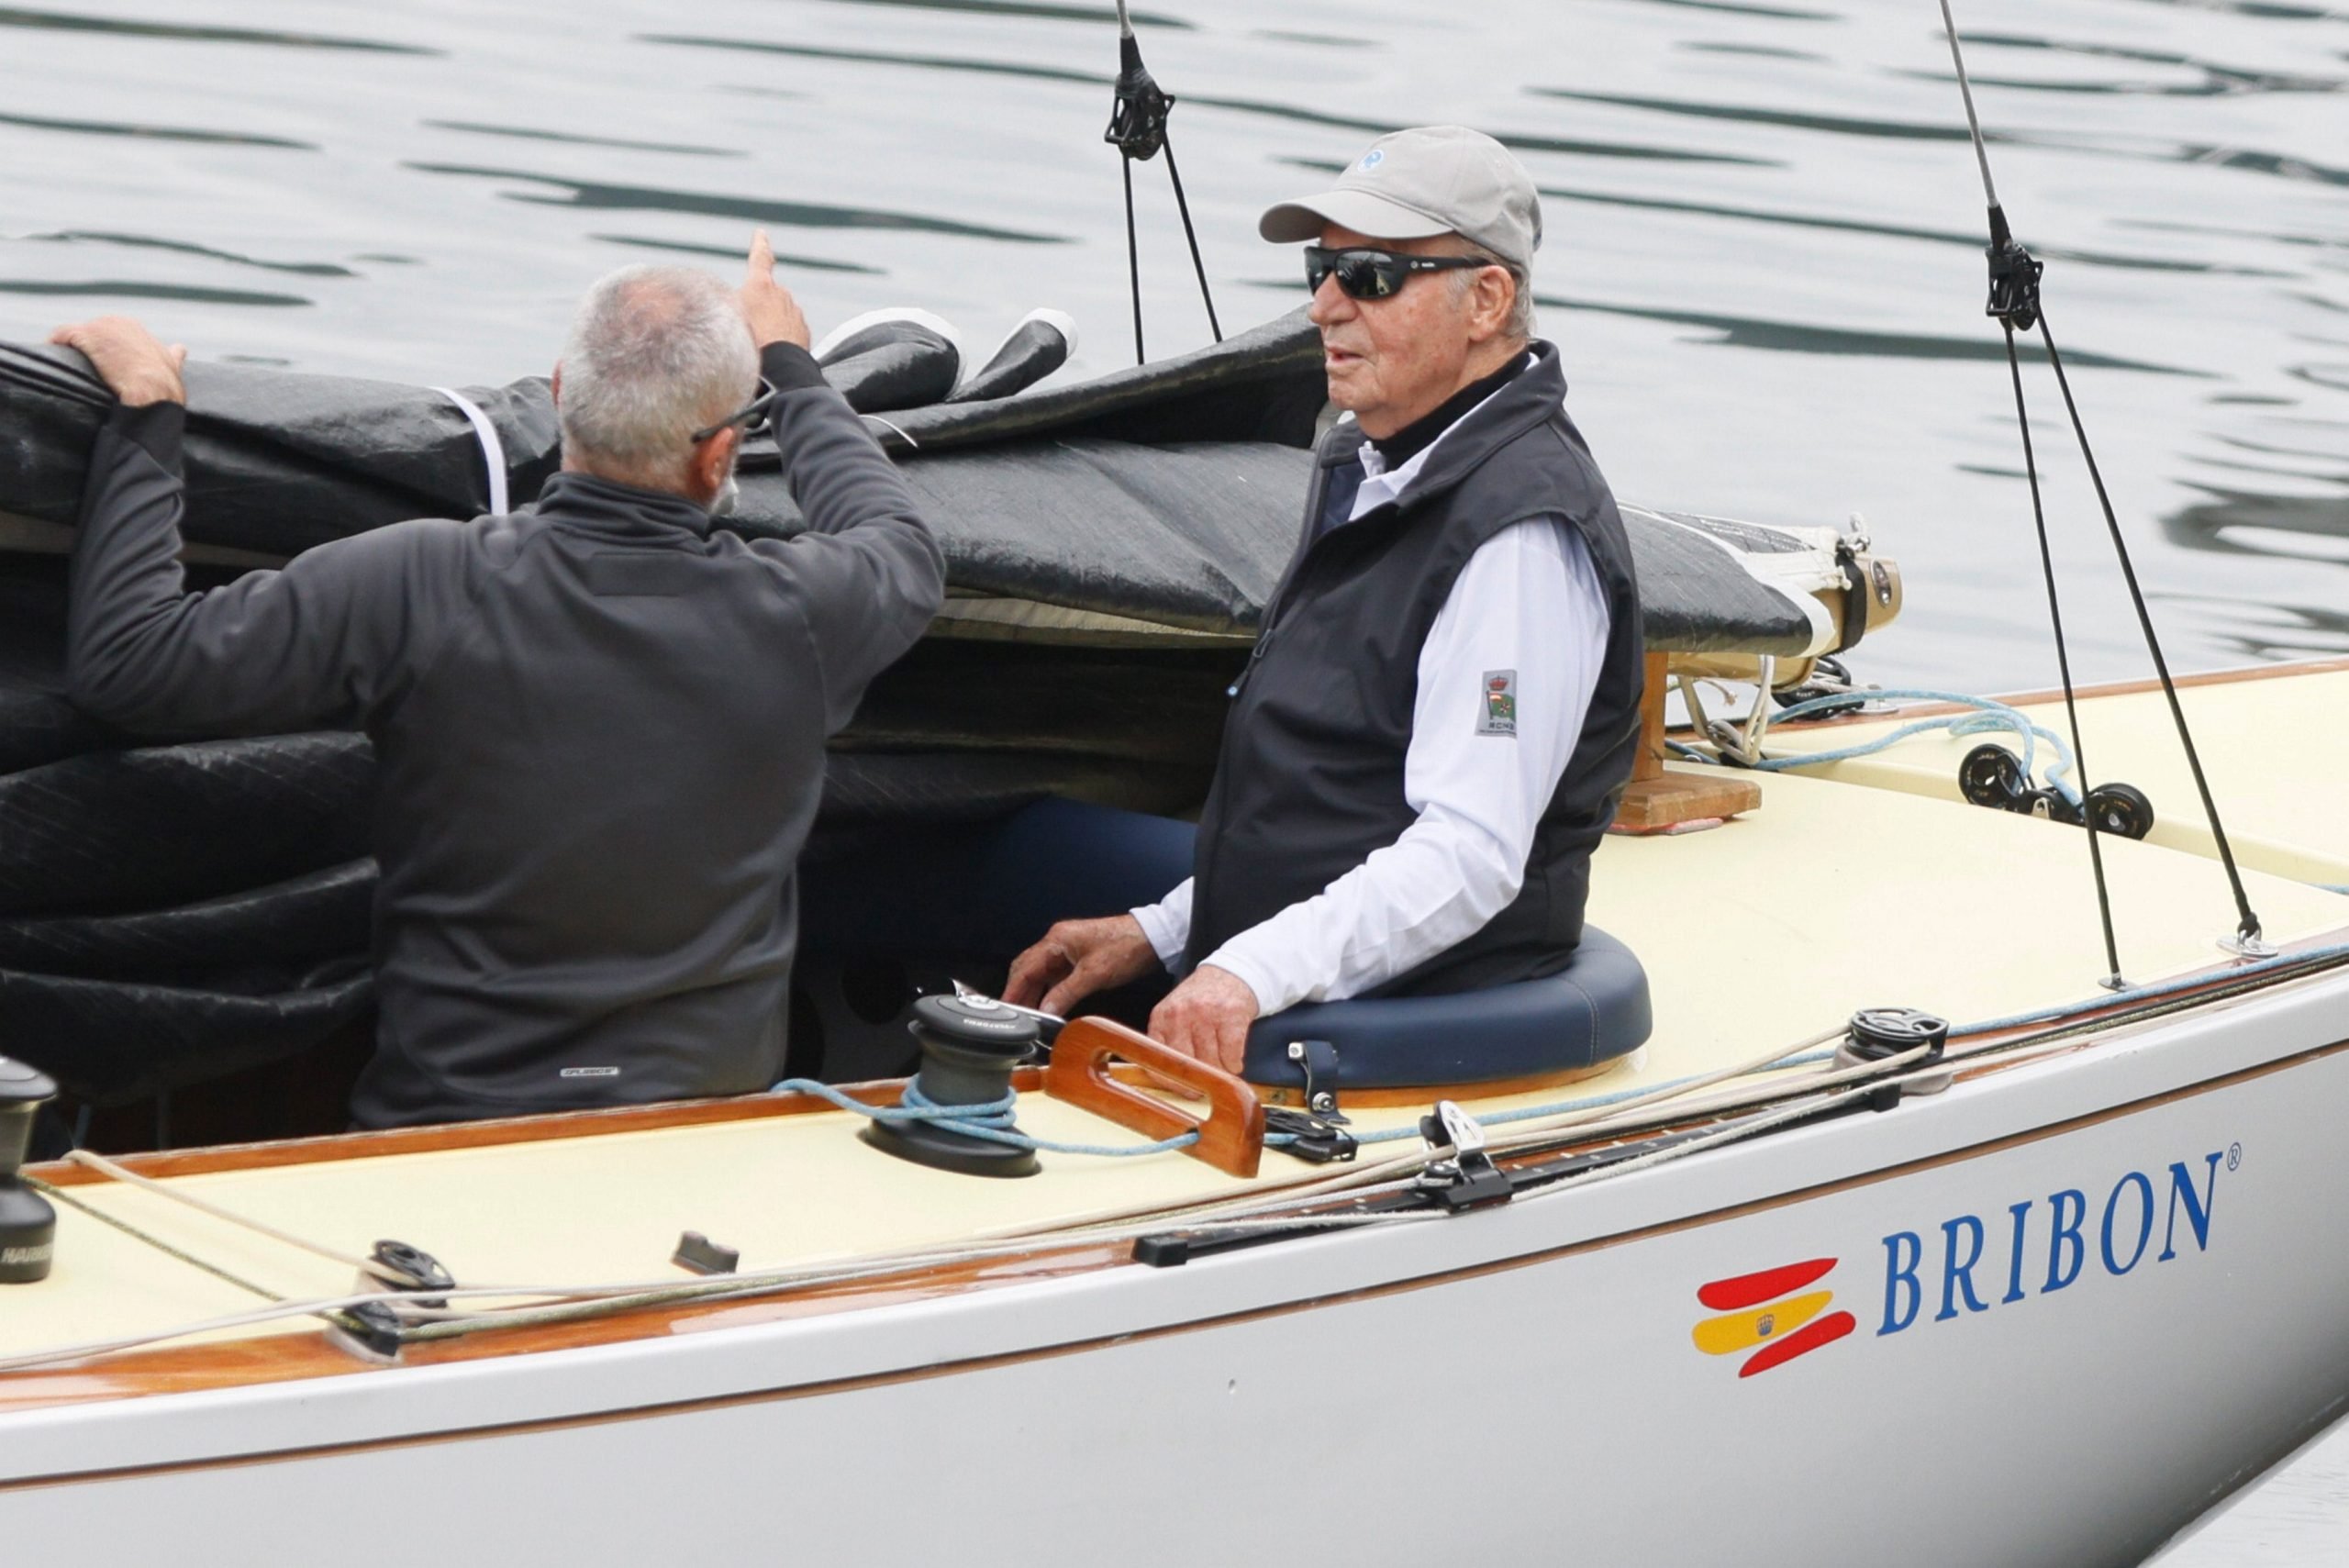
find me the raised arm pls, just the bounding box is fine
[738,233,946,731]
[56,316,467,737]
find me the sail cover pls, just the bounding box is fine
[2,311,1867,651]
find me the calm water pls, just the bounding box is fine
[2,0,2346,1553]
[3,0,2345,692]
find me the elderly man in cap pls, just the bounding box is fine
[1008,126,1644,1072]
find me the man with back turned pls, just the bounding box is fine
[53,234,944,1127]
[1008,127,1645,1072]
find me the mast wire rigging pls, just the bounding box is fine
[1934,0,2266,973]
[1105,0,1221,364]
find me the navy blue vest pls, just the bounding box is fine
[1185,342,1644,996]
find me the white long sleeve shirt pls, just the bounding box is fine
[1130,412,1613,1016]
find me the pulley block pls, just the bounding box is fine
[2084,783,2155,840]
[1958,743,2029,810]
[1956,745,2154,840]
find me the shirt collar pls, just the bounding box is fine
[534,470,718,538]
[1348,350,1537,521]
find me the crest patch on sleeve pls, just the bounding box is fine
[1478,670,1518,737]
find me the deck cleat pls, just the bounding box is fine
[672,1231,740,1277]
[1416,1101,1513,1212]
[1839,1007,1954,1098]
[1264,1106,1356,1164]
[324,1300,406,1365]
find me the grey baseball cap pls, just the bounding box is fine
[1259,125,1542,272]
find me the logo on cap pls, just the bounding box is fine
[1359,149,1385,171]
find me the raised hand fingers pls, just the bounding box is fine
[747,228,774,281]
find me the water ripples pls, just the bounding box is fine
[0,0,2339,689]
[0,6,434,55]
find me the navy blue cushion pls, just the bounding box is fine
[1242,927,1652,1089]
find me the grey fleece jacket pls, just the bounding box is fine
[67,344,946,1127]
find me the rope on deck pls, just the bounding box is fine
[769,1077,1203,1158]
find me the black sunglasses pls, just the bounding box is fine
[690,384,777,446]
[1304,246,1496,301]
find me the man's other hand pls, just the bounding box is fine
[740,229,812,350]
[50,317,187,407]
[1148,964,1260,1074]
[1005,914,1157,1018]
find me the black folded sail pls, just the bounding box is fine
[0,308,1876,1106]
[3,310,1847,649]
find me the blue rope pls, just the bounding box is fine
[769,1077,1198,1158]
[1751,687,2082,806]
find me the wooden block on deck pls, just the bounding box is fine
[1613,771,1763,832]
[1611,651,1763,831]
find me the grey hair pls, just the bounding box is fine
[559,265,757,486]
[1497,261,1537,341]
[1437,237,1537,344]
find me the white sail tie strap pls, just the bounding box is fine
[432,384,510,517]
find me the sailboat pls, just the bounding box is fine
[1,9,2343,1565]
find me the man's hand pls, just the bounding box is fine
[1147,964,1260,1075]
[1005,914,1159,1018]
[740,228,811,350]
[49,317,187,407]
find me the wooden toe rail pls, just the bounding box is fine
[1042,1018,1264,1179]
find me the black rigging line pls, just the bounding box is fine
[1999,316,2123,987]
[1935,0,2265,961]
[2035,307,2265,947]
[1104,0,1222,364]
[1120,154,1144,364]
[1161,133,1222,344]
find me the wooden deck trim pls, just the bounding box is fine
[22,1073,974,1189]
[7,1029,2344,1489]
[9,927,2342,1422]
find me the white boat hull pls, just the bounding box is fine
[7,968,2345,1566]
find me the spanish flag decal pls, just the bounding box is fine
[1692,1258,1856,1377]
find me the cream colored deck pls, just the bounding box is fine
[9,679,2349,1363]
[1761,665,2349,884]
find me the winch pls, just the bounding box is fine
[0,1055,58,1284]
[861,995,1043,1178]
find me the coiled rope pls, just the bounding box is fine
[768,1077,1198,1158]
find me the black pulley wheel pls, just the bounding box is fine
[2085,783,2154,840]
[1958,744,2027,810]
